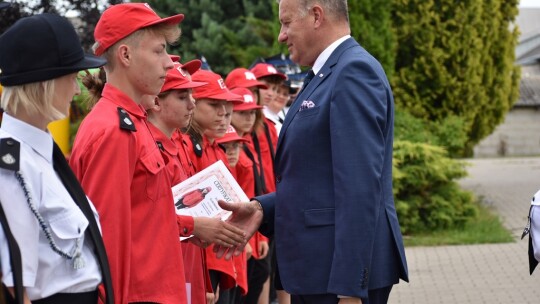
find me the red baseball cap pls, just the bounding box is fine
[216,125,248,144]
[94,3,184,56]
[160,62,207,93]
[225,68,268,90]
[231,87,263,111]
[192,70,243,104]
[250,63,287,80]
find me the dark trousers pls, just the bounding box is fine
[243,257,270,303]
[209,270,238,304]
[32,290,98,304]
[290,285,393,304]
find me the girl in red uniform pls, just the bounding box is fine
[185,70,245,304]
[143,60,245,304]
[250,63,289,304]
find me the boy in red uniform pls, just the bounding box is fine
[69,3,188,303]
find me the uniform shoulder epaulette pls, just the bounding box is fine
[0,137,20,171]
[117,107,137,132]
[189,134,203,158]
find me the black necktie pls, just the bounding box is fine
[52,142,114,303]
[0,202,23,304]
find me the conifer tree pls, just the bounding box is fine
[391,0,520,155]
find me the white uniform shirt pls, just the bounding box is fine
[530,189,540,262]
[0,113,102,300]
[263,106,283,134]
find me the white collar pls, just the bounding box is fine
[312,35,351,75]
[1,113,54,163]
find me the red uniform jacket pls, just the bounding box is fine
[248,118,278,194]
[149,124,212,304]
[185,134,243,292]
[69,84,187,303]
[235,148,268,261]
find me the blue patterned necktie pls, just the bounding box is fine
[301,69,315,90]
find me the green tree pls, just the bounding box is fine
[349,0,396,78]
[391,0,520,156]
[148,0,279,75]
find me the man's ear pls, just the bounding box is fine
[312,5,324,28]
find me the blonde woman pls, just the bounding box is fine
[0,13,112,303]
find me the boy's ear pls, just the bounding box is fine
[116,44,131,66]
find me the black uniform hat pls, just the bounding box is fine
[0,13,106,86]
[0,2,9,9]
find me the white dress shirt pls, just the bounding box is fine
[0,113,102,300]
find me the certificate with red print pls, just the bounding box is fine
[171,160,248,224]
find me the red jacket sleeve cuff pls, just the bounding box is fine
[177,215,195,237]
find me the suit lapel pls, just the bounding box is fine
[276,38,359,159]
[52,142,114,303]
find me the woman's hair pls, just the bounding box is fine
[1,79,64,121]
[81,68,106,109]
[186,118,204,145]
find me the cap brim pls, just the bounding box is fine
[202,92,244,104]
[181,60,202,75]
[164,80,207,92]
[234,104,263,111]
[146,14,184,28]
[0,2,10,9]
[0,54,106,86]
[217,136,249,144]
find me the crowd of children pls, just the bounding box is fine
[0,2,303,304]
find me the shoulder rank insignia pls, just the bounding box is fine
[117,107,137,132]
[189,134,203,158]
[0,137,20,171]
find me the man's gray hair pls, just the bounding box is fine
[299,0,349,22]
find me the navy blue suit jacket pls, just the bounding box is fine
[257,37,409,298]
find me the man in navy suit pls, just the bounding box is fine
[218,0,408,303]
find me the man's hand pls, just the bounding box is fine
[192,217,246,248]
[214,200,263,260]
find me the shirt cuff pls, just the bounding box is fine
[177,215,195,237]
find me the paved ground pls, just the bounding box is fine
[389,157,540,304]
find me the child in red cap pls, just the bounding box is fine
[184,69,245,303]
[214,125,252,301]
[249,62,289,304]
[143,60,246,304]
[69,3,188,303]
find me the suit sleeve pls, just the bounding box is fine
[326,57,390,298]
[255,192,276,238]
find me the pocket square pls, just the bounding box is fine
[299,100,315,111]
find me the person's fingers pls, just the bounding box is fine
[218,200,238,212]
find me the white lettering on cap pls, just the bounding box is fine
[218,78,227,90]
[176,66,188,77]
[267,66,278,74]
[143,3,155,12]
[243,94,254,103]
[244,71,257,80]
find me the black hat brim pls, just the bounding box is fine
[0,54,106,86]
[0,2,10,9]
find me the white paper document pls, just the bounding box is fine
[171,160,249,239]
